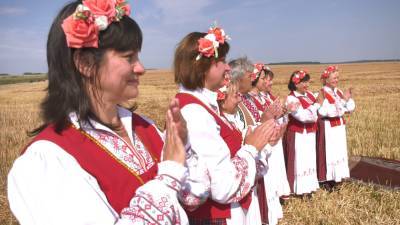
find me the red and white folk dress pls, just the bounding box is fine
[284,91,320,194]
[260,92,291,198]
[176,87,259,225]
[317,86,355,182]
[241,92,284,225]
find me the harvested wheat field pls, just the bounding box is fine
[1,62,400,224]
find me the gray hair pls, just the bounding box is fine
[228,57,254,82]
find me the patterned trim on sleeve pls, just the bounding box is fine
[178,170,211,211]
[227,156,252,202]
[156,174,182,193]
[121,192,182,225]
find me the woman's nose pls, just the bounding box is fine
[133,61,145,76]
[225,63,231,71]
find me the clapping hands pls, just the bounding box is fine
[163,99,187,165]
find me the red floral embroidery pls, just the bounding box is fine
[229,156,251,202]
[241,94,261,122]
[87,130,155,174]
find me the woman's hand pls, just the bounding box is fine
[270,98,284,118]
[261,99,284,122]
[244,119,275,151]
[286,101,300,113]
[163,99,186,165]
[261,108,274,122]
[269,122,287,146]
[343,87,353,101]
[168,98,188,145]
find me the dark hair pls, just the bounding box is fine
[174,32,230,90]
[288,71,310,91]
[251,71,262,87]
[30,1,142,135]
[251,67,274,86]
[265,68,274,79]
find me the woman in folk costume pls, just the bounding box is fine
[227,58,287,225]
[8,1,190,224]
[255,65,291,200]
[218,80,287,225]
[283,70,321,195]
[174,25,278,225]
[316,66,355,186]
[228,58,258,127]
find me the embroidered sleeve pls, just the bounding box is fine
[121,161,188,225]
[342,98,355,113]
[255,148,269,178]
[181,104,258,205]
[318,98,342,117]
[238,126,269,179]
[287,95,318,122]
[178,148,211,211]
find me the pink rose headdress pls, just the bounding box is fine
[321,65,338,79]
[196,22,231,61]
[62,0,131,48]
[292,70,307,85]
[217,73,232,101]
[251,63,266,81]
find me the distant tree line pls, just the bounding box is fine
[269,61,321,65]
[23,72,44,75]
[267,59,400,65]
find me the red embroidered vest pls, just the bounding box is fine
[288,91,317,133]
[241,94,261,122]
[321,88,346,127]
[176,93,251,219]
[262,92,276,107]
[249,93,266,112]
[22,113,163,214]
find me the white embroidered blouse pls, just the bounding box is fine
[286,91,320,123]
[7,107,189,225]
[318,86,355,118]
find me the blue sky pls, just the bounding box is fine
[0,0,399,74]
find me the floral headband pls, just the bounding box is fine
[62,0,131,48]
[251,63,272,81]
[217,73,232,100]
[292,70,307,85]
[321,65,338,79]
[196,23,230,61]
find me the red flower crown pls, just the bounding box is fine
[62,0,131,48]
[196,22,230,61]
[217,73,232,101]
[292,70,307,85]
[251,63,272,81]
[321,65,338,79]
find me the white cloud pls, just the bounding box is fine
[0,7,27,15]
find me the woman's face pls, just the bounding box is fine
[326,71,339,88]
[295,80,310,94]
[222,85,242,114]
[95,49,145,104]
[205,58,231,91]
[263,74,273,93]
[238,71,253,94]
[255,72,267,91]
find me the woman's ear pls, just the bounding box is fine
[73,50,92,78]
